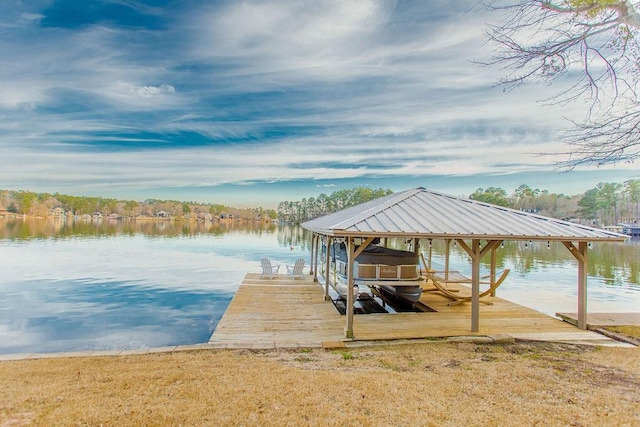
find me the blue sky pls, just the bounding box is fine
[1,0,637,208]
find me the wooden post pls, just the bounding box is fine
[315,234,320,277]
[470,239,480,332]
[324,236,332,301]
[562,241,589,330]
[313,234,319,279]
[490,244,497,297]
[345,237,355,339]
[444,239,451,281]
[310,234,316,278]
[457,239,501,332]
[578,241,588,330]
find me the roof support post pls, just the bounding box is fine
[457,239,502,332]
[563,241,589,330]
[345,236,355,339]
[470,239,481,332]
[310,233,317,279]
[489,247,497,297]
[444,239,451,281]
[324,236,332,301]
[455,239,481,332]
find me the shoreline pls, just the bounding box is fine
[2,327,636,362]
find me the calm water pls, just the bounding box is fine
[0,217,638,354]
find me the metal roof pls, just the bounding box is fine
[301,187,627,242]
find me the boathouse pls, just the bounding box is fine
[301,187,627,339]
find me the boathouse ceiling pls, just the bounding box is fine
[301,187,627,242]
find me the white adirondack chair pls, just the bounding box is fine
[286,258,305,279]
[259,258,280,279]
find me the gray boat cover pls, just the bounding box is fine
[331,243,418,266]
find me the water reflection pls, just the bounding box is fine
[415,238,639,316]
[0,217,638,353]
[0,218,307,354]
[424,239,640,285]
[0,216,280,240]
[0,278,231,353]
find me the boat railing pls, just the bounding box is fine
[329,259,420,281]
[356,263,420,281]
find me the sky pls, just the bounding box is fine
[1,0,638,208]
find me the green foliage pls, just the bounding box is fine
[277,187,393,223]
[339,350,353,360]
[576,180,640,225]
[209,204,227,216]
[14,190,37,214]
[469,187,509,207]
[578,188,599,220]
[625,179,640,220]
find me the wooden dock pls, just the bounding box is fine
[209,274,631,348]
[556,312,640,327]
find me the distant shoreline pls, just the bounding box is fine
[0,213,275,223]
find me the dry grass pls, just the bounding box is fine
[604,325,640,341]
[1,341,639,426]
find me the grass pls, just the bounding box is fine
[604,325,640,341]
[333,349,353,360]
[0,341,638,426]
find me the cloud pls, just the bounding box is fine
[0,0,636,205]
[191,0,391,81]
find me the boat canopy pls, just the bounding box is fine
[331,242,418,266]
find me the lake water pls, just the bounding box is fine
[1,217,638,354]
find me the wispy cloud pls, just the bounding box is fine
[0,0,635,206]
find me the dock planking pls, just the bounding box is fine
[556,312,640,327]
[209,274,631,348]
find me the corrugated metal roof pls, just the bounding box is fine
[301,187,627,242]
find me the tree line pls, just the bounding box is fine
[280,181,640,227]
[277,187,393,223]
[0,190,278,221]
[3,180,638,226]
[467,180,640,226]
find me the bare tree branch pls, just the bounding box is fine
[483,0,640,168]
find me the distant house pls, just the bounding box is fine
[50,207,65,217]
[157,211,170,218]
